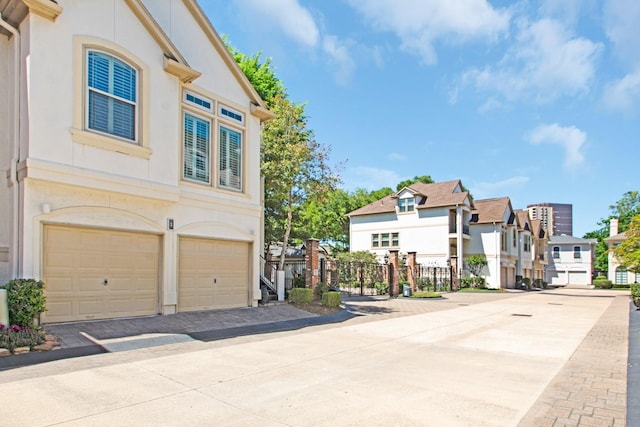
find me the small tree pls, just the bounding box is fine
[465,255,488,277]
[3,279,47,327]
[613,213,640,275]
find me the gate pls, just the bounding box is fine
[266,260,306,290]
[413,265,455,292]
[327,260,389,296]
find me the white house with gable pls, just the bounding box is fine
[0,0,273,323]
[546,235,596,286]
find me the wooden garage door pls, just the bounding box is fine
[178,237,249,312]
[42,225,160,323]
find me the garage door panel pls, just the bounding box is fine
[43,225,160,323]
[178,237,249,312]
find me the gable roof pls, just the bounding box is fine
[470,197,511,224]
[530,219,547,239]
[515,210,531,231]
[348,180,470,217]
[549,235,597,245]
[605,231,627,244]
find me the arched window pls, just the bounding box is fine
[87,50,138,141]
[552,246,560,259]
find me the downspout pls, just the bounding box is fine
[0,14,21,278]
[493,222,499,288]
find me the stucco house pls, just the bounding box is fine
[530,218,549,283]
[605,218,639,284]
[0,0,273,322]
[467,197,520,289]
[347,180,473,278]
[545,235,596,286]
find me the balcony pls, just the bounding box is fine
[449,224,470,236]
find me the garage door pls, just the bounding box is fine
[178,237,249,312]
[42,225,160,323]
[568,270,589,285]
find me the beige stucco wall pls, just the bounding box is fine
[6,1,264,309]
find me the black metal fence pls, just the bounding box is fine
[326,261,390,296]
[266,260,306,290]
[412,265,454,292]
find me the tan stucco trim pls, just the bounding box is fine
[164,57,201,83]
[22,0,62,22]
[250,103,277,121]
[124,0,201,83]
[72,35,150,152]
[181,0,271,113]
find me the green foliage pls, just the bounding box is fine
[314,282,330,299]
[523,278,531,288]
[612,213,640,274]
[395,175,434,191]
[631,282,640,305]
[417,277,432,291]
[460,276,485,289]
[410,292,442,299]
[288,288,313,304]
[374,282,389,295]
[292,275,306,289]
[593,276,613,289]
[533,279,547,289]
[321,291,341,308]
[336,251,377,264]
[458,288,503,293]
[3,279,47,327]
[464,255,488,277]
[0,325,45,353]
[584,191,640,272]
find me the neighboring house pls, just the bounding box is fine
[468,197,519,289]
[605,218,639,284]
[530,218,549,283]
[0,0,273,322]
[515,210,533,282]
[347,180,473,277]
[546,235,596,286]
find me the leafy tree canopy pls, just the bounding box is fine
[612,213,640,273]
[395,175,434,191]
[464,255,488,277]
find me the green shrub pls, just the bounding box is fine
[459,277,473,289]
[292,275,306,288]
[523,278,531,288]
[460,276,485,289]
[417,277,432,291]
[533,278,545,288]
[314,282,330,299]
[288,288,313,304]
[630,282,640,302]
[410,292,442,299]
[374,282,389,295]
[3,279,47,327]
[593,277,613,289]
[321,291,341,308]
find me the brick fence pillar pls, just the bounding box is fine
[408,252,417,291]
[305,239,320,291]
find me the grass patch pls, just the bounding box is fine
[458,288,504,293]
[409,292,442,299]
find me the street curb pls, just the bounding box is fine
[628,301,640,426]
[0,345,107,371]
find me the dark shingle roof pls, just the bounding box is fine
[470,197,511,224]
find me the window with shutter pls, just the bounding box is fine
[219,126,242,190]
[183,113,210,183]
[87,51,137,141]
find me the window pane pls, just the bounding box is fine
[381,233,389,247]
[183,113,209,183]
[392,233,399,246]
[88,91,109,134]
[372,234,379,248]
[112,99,135,140]
[219,126,242,190]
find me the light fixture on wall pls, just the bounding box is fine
[384,253,389,264]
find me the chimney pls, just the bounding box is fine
[610,218,619,237]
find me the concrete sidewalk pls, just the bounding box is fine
[0,289,632,426]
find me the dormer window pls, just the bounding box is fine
[398,198,415,213]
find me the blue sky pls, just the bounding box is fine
[201,0,639,237]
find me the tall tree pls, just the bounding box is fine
[261,95,339,269]
[395,175,434,191]
[612,213,640,274]
[584,191,640,272]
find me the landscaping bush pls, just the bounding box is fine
[292,275,306,288]
[374,282,389,295]
[631,282,640,308]
[288,288,313,304]
[0,324,45,353]
[321,291,341,308]
[410,292,442,299]
[460,276,485,289]
[533,278,546,289]
[3,279,47,327]
[593,277,613,289]
[314,282,330,299]
[417,277,432,291]
[522,278,531,289]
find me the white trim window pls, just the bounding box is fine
[183,113,211,184]
[371,232,399,248]
[552,246,560,259]
[573,246,581,259]
[398,198,415,213]
[87,50,137,141]
[218,125,242,190]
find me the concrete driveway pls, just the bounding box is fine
[0,289,629,426]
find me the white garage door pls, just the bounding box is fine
[42,225,160,323]
[568,270,589,285]
[178,237,249,312]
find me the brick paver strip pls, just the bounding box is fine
[518,295,628,427]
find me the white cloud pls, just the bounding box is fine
[346,0,510,65]
[462,18,602,104]
[528,123,587,170]
[388,152,407,161]
[603,69,640,113]
[342,166,401,191]
[603,0,640,67]
[241,0,319,47]
[470,176,530,199]
[322,35,356,86]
